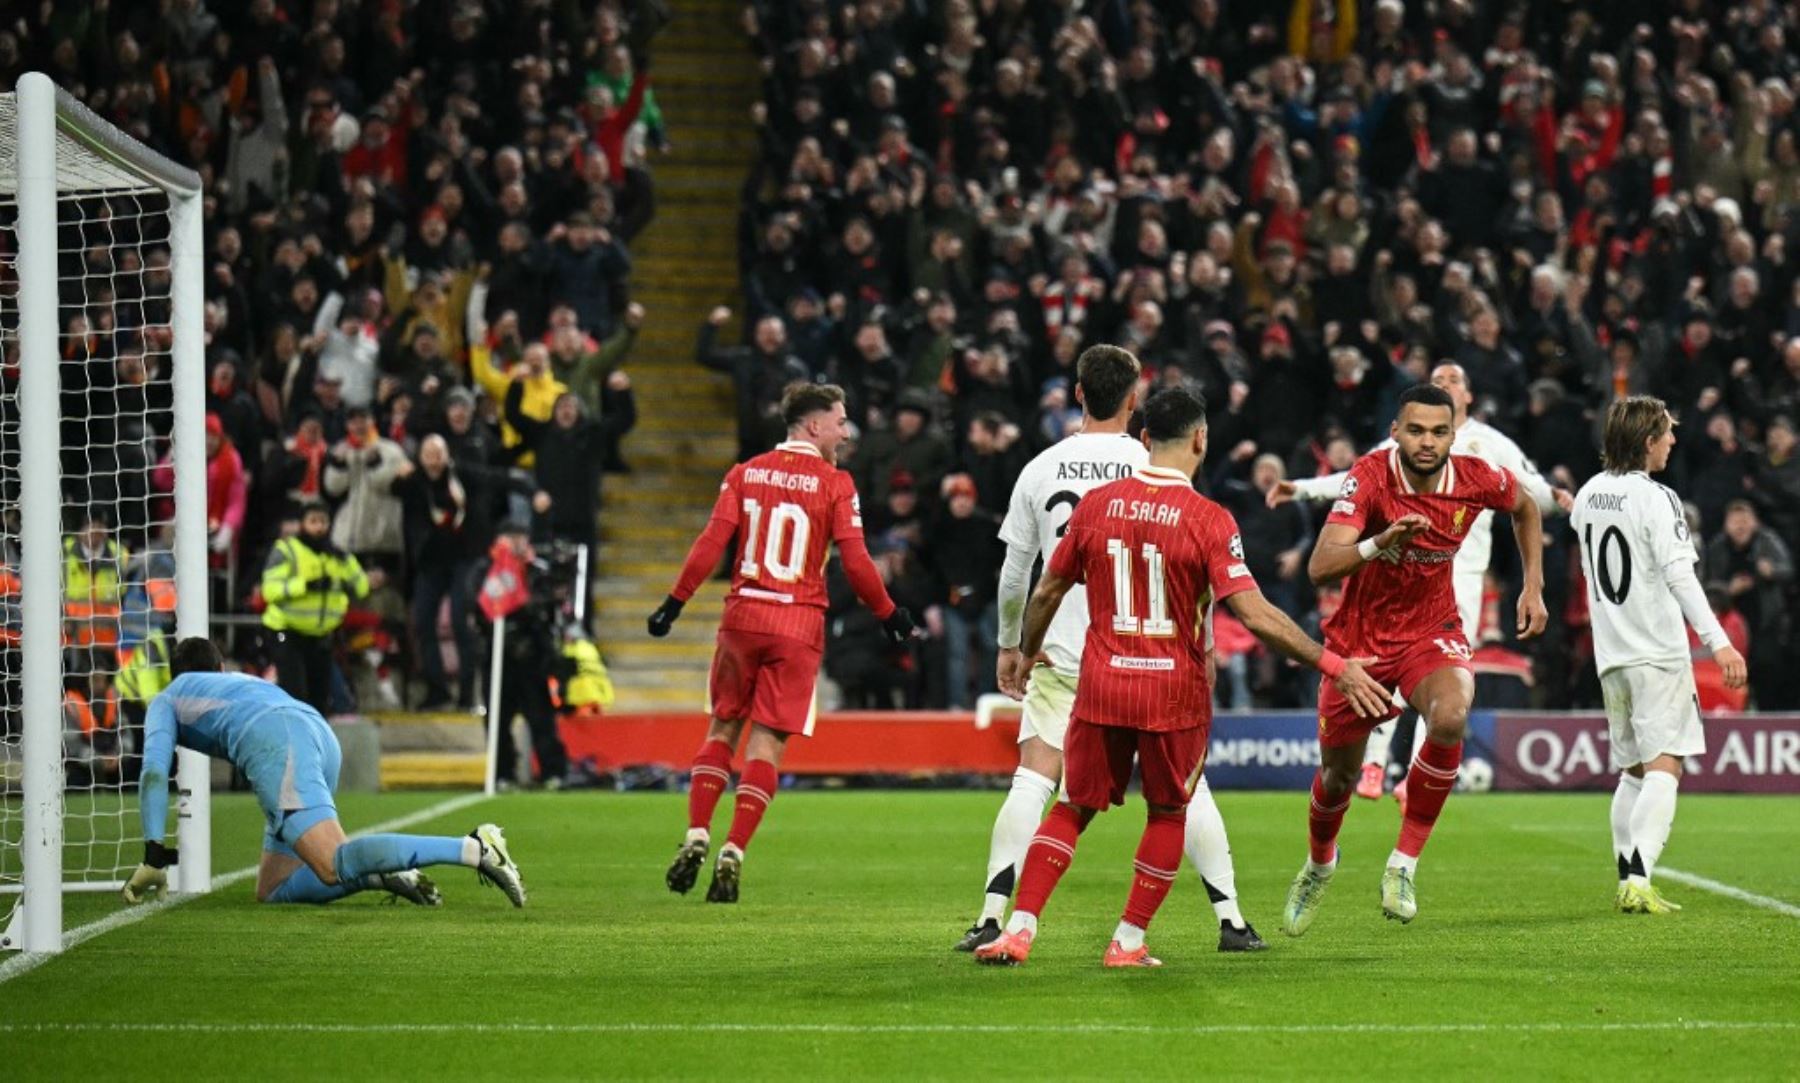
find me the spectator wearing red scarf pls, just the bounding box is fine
[272,411,325,495]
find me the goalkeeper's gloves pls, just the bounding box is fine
[122,841,176,905]
[882,608,918,645]
[646,595,685,637]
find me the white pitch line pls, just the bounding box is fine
[0,791,490,987]
[1,1020,1796,1038]
[1658,867,1800,918]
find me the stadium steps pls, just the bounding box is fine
[361,711,485,790]
[365,711,486,753]
[594,9,759,711]
[380,752,486,790]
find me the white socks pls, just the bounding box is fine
[1005,910,1038,936]
[1628,771,1679,883]
[460,836,482,866]
[1610,774,1643,876]
[1364,719,1397,767]
[1387,850,1418,875]
[1183,779,1244,928]
[1112,920,1146,951]
[685,827,710,846]
[981,767,1058,923]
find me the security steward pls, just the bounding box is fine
[260,501,369,714]
[115,628,171,782]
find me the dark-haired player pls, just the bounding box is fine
[955,345,1262,955]
[1271,362,1571,802]
[649,383,915,903]
[123,638,524,908]
[975,388,1389,967]
[1283,384,1547,935]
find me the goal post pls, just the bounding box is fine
[2,73,209,953]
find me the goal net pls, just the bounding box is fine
[0,75,209,954]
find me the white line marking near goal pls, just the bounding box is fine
[0,792,490,987]
[1658,867,1800,918]
[1,1020,1795,1038]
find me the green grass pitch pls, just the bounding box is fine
[5,789,1798,1079]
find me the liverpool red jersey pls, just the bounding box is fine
[1047,465,1258,732]
[671,441,896,651]
[1322,448,1516,656]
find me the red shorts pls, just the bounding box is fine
[1062,716,1208,809]
[707,628,822,736]
[1316,632,1472,748]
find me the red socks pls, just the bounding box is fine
[725,758,779,852]
[1308,771,1351,865]
[687,738,734,831]
[1013,802,1092,918]
[1397,739,1462,858]
[1121,811,1184,929]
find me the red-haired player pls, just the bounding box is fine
[976,387,1389,967]
[647,383,915,902]
[1283,383,1547,935]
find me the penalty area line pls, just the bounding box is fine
[1657,867,1800,919]
[0,791,491,988]
[2,1020,1797,1038]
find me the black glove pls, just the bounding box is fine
[144,839,178,869]
[646,595,684,637]
[304,576,332,593]
[882,608,917,645]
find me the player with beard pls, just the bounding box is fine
[1283,385,1548,934]
[1270,363,1571,802]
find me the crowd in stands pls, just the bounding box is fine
[11,0,1800,783]
[731,0,1800,712]
[0,0,666,780]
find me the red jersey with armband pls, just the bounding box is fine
[1047,466,1258,733]
[1322,448,1517,658]
[669,440,897,651]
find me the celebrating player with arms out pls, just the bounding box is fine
[1284,384,1547,935]
[976,388,1389,967]
[125,638,525,909]
[649,383,914,903]
[955,345,1264,956]
[1572,396,1746,914]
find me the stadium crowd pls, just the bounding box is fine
[732,0,1800,713]
[0,1,666,782]
[10,0,1800,793]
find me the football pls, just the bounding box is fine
[1459,757,1495,793]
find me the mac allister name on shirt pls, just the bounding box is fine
[741,468,821,492]
[1105,497,1183,527]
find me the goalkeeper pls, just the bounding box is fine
[124,638,526,909]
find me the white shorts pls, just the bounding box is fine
[1018,666,1077,752]
[1601,664,1705,771]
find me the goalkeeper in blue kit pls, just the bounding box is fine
[123,638,525,908]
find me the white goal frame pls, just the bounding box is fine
[2,73,210,953]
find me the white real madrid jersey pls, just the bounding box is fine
[999,432,1149,675]
[1570,470,1700,674]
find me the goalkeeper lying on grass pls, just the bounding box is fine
[124,638,526,909]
